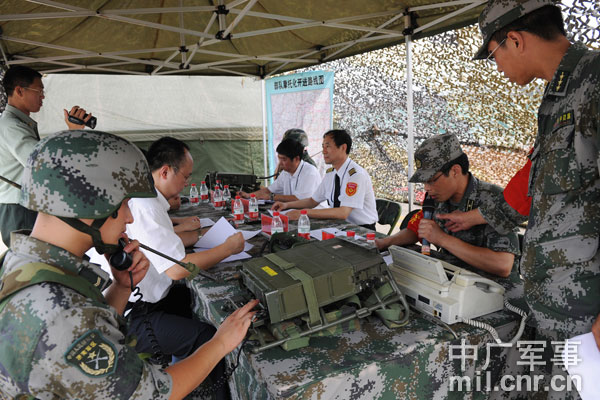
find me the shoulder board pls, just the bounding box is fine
[326,167,335,173]
[547,70,570,97]
[348,168,357,176]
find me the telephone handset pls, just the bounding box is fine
[108,238,133,271]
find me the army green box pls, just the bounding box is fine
[241,238,386,324]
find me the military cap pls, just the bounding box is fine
[409,133,464,183]
[474,0,556,60]
[283,128,309,148]
[20,130,156,219]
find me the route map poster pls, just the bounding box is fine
[265,70,334,176]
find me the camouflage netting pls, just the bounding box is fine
[301,0,599,203]
[0,1,597,205]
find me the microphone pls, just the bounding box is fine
[421,193,435,256]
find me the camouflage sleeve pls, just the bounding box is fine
[480,189,528,235]
[483,226,520,257]
[29,303,172,399]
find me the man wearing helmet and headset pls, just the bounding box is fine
[0,130,258,399]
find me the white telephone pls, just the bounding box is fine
[388,245,505,324]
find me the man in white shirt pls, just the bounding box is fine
[273,129,378,229]
[90,137,244,398]
[238,138,321,202]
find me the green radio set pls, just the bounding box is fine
[227,236,409,352]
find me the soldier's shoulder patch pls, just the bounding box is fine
[552,110,574,131]
[65,330,117,378]
[346,182,358,196]
[348,168,357,176]
[326,167,335,173]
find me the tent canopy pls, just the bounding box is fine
[0,0,485,77]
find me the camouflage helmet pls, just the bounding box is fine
[409,133,464,183]
[474,0,555,60]
[283,128,309,148]
[20,130,156,218]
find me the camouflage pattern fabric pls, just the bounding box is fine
[177,203,529,400]
[20,130,155,219]
[432,174,524,309]
[282,129,309,148]
[0,233,172,399]
[473,0,555,60]
[409,133,465,183]
[282,128,317,167]
[521,44,600,336]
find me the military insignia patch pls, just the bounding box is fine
[326,167,334,173]
[348,168,357,176]
[552,110,574,131]
[346,182,358,196]
[65,330,117,377]
[415,158,421,169]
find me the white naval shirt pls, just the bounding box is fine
[311,157,378,226]
[87,190,185,303]
[268,160,321,200]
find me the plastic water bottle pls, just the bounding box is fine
[200,181,209,203]
[233,195,244,225]
[213,185,223,210]
[223,185,231,208]
[189,183,199,206]
[216,179,223,191]
[298,210,310,239]
[272,211,284,234]
[248,194,259,221]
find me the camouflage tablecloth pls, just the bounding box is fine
[175,202,529,400]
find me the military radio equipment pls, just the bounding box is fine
[204,171,261,193]
[231,237,409,352]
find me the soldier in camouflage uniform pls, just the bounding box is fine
[376,134,523,304]
[439,1,600,397]
[0,130,258,399]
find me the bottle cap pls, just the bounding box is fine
[273,211,280,216]
[201,181,205,184]
[215,186,219,189]
[224,185,229,188]
[250,194,256,198]
[235,195,241,199]
[301,210,307,215]
[191,183,196,186]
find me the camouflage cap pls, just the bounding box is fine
[473,0,555,60]
[409,134,464,183]
[282,128,309,147]
[20,130,156,219]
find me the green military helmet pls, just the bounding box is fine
[20,130,156,219]
[283,128,309,148]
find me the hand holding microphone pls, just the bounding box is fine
[421,193,435,256]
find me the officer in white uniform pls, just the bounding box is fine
[239,138,321,202]
[273,129,378,229]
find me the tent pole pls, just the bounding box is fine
[405,14,414,212]
[261,78,268,184]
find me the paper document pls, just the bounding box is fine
[563,332,600,400]
[194,217,237,248]
[238,229,261,241]
[200,218,215,228]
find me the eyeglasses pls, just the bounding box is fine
[425,172,444,186]
[486,37,506,64]
[24,87,45,96]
